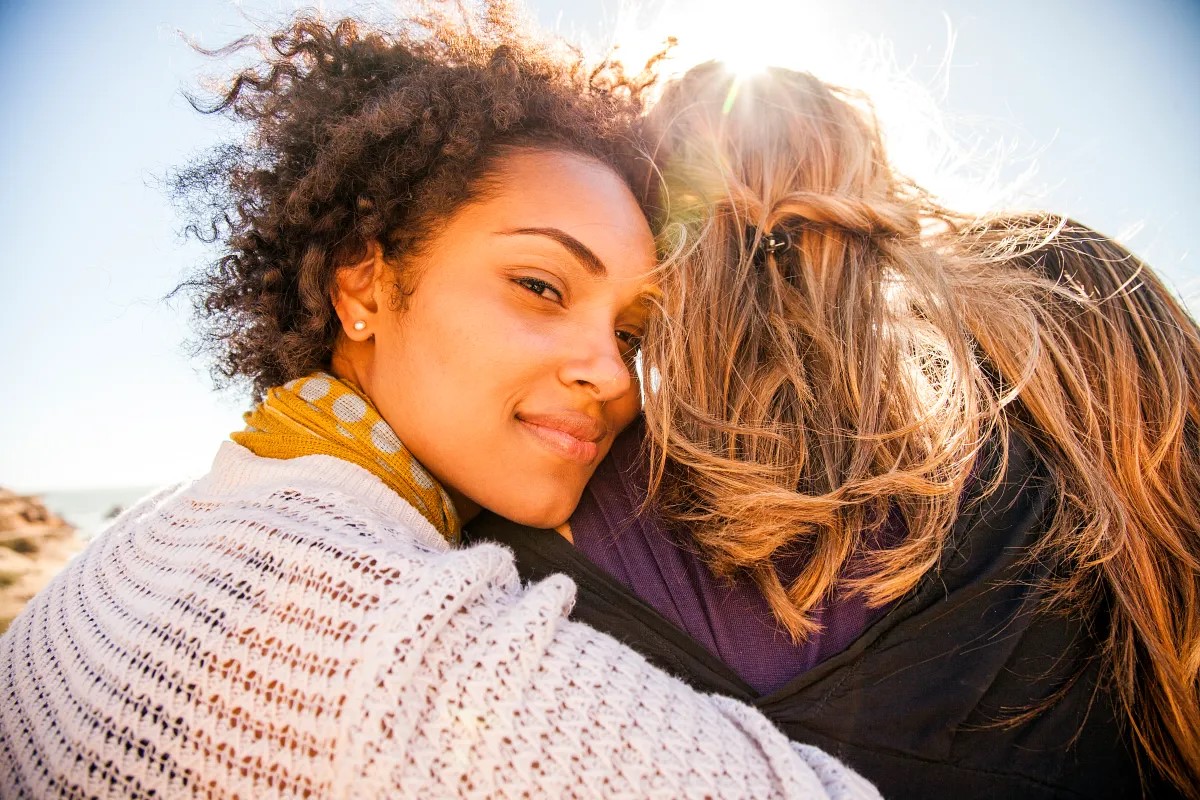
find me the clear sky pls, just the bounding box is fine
[1,0,1197,492]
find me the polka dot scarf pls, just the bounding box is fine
[232,372,460,541]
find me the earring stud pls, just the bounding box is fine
[353,320,367,332]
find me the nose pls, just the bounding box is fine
[558,331,634,403]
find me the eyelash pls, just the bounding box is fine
[515,275,642,355]
[615,330,642,351]
[514,276,563,303]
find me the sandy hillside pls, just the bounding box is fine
[0,488,86,633]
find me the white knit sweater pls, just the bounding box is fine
[0,444,879,799]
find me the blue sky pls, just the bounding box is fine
[1,0,1197,491]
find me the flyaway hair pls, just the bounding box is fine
[640,63,991,633]
[958,213,1200,794]
[638,63,1199,795]
[173,1,661,400]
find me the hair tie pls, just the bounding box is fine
[761,230,792,254]
[749,227,793,265]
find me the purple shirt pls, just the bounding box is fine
[570,424,892,696]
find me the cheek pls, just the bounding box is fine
[411,298,506,374]
[472,312,570,389]
[406,295,561,425]
[606,385,642,434]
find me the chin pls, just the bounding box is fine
[506,506,575,530]
[495,490,581,530]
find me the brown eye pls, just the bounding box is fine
[514,276,563,303]
[615,329,641,347]
[616,329,642,364]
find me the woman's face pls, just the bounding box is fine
[336,150,655,528]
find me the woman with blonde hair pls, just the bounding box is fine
[472,63,1199,797]
[0,12,881,798]
[962,212,1200,788]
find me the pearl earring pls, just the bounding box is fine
[353,320,367,332]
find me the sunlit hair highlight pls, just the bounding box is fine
[638,62,1199,795]
[958,213,1200,793]
[639,63,993,632]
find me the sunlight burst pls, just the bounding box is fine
[606,0,842,82]
[594,0,1015,214]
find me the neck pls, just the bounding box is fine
[329,341,371,392]
[447,491,482,525]
[331,344,481,525]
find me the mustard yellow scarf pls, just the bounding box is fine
[232,372,460,541]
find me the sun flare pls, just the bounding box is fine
[606,0,841,83]
[592,0,1008,214]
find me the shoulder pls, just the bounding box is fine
[931,429,1054,587]
[61,443,549,647]
[0,447,581,797]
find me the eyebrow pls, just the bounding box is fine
[498,227,607,276]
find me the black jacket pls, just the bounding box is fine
[466,435,1176,799]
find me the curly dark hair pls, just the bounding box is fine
[174,2,658,399]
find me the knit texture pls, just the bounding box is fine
[0,443,879,799]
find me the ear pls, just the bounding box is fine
[332,241,386,341]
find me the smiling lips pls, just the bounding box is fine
[517,411,608,463]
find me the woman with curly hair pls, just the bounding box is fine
[0,11,879,799]
[472,64,1199,797]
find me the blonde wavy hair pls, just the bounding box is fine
[958,213,1200,793]
[637,62,1199,794]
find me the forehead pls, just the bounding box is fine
[452,149,656,280]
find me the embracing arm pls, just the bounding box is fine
[337,542,878,799]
